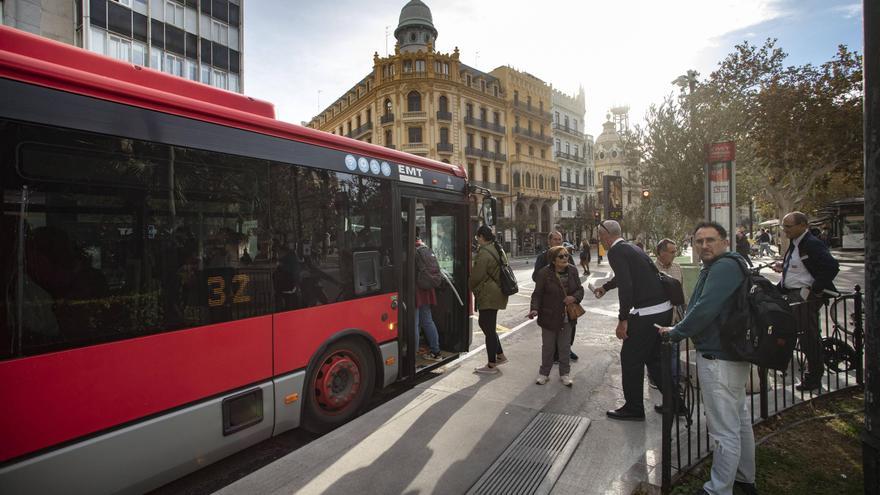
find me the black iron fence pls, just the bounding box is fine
[659,286,865,493]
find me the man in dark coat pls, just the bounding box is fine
[773,211,840,391]
[594,220,674,420]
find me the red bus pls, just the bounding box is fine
[0,26,490,493]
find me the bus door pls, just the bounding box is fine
[399,194,470,377]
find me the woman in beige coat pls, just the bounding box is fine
[468,225,509,374]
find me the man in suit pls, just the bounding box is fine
[773,211,839,391]
[533,231,579,362]
[594,220,674,420]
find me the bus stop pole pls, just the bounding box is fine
[863,0,880,492]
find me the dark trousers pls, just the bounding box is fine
[787,291,825,384]
[553,319,577,360]
[479,309,503,364]
[621,309,673,413]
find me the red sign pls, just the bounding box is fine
[707,141,736,163]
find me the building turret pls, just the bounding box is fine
[394,0,438,53]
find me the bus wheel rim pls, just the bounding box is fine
[315,352,362,412]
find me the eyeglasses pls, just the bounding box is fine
[556,254,569,259]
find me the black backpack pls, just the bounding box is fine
[415,244,443,290]
[719,253,797,370]
[485,242,519,296]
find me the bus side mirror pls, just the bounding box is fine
[482,197,497,227]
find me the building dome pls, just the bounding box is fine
[394,0,438,53]
[595,119,619,146]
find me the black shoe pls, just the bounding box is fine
[569,351,579,361]
[606,407,645,421]
[734,480,759,495]
[654,403,688,416]
[795,381,821,392]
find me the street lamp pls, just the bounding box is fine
[642,190,651,199]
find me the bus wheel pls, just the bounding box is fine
[303,339,375,433]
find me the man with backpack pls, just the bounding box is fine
[415,228,443,361]
[657,221,757,495]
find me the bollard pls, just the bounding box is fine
[660,333,673,494]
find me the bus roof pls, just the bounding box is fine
[0,26,465,179]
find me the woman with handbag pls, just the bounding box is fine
[527,245,584,386]
[469,225,509,374]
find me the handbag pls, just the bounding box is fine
[652,263,685,306]
[556,271,586,320]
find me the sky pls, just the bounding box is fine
[242,0,863,137]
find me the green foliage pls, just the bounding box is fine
[634,39,863,223]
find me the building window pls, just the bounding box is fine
[415,59,425,72]
[165,1,184,29]
[212,68,227,89]
[185,58,198,80]
[628,191,632,204]
[408,127,423,143]
[527,96,532,108]
[495,168,502,184]
[466,103,473,119]
[480,80,486,92]
[468,163,475,179]
[567,197,572,210]
[565,142,570,154]
[493,85,499,97]
[133,41,147,66]
[480,107,487,121]
[493,111,500,124]
[151,47,165,71]
[480,136,488,150]
[567,169,571,183]
[385,129,393,146]
[112,0,132,6]
[108,34,132,62]
[466,74,472,86]
[555,111,560,123]
[540,149,545,159]
[528,146,534,156]
[525,173,531,187]
[515,143,521,154]
[439,95,448,113]
[573,119,578,132]
[440,127,449,143]
[384,99,392,116]
[539,175,545,189]
[467,133,474,148]
[482,165,489,182]
[407,91,421,112]
[494,139,501,153]
[211,19,228,45]
[513,172,521,187]
[513,90,519,103]
[539,101,544,111]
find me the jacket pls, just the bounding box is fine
[469,242,509,310]
[779,231,839,294]
[668,253,746,360]
[601,240,668,321]
[531,264,584,331]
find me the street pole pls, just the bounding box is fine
[862,0,880,492]
[749,197,754,239]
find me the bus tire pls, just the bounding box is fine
[302,337,375,433]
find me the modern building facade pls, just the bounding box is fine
[1,0,243,92]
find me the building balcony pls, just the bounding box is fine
[465,146,488,159]
[490,152,507,162]
[385,144,396,149]
[436,110,452,121]
[555,151,586,163]
[402,142,428,153]
[400,71,429,79]
[560,181,588,190]
[380,114,394,125]
[512,100,552,121]
[470,180,510,193]
[463,116,506,135]
[513,126,553,145]
[437,142,454,153]
[552,122,583,138]
[402,111,427,121]
[346,122,373,139]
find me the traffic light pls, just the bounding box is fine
[642,190,651,199]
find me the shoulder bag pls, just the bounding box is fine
[556,269,585,320]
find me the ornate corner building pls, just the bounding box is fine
[309,1,571,255]
[594,106,642,211]
[552,87,596,225]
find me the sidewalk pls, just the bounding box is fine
[215,314,669,495]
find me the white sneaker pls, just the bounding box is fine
[560,375,573,387]
[536,374,549,385]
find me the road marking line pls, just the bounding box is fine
[586,307,619,317]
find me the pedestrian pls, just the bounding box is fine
[657,221,757,495]
[593,220,675,421]
[735,231,753,267]
[527,245,583,387]
[772,211,839,391]
[579,239,591,276]
[597,240,605,265]
[654,238,687,409]
[469,225,509,374]
[533,231,579,362]
[414,228,442,362]
[757,229,772,258]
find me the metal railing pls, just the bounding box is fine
[658,286,864,492]
[437,142,454,153]
[464,116,506,134]
[512,100,553,120]
[552,122,582,137]
[555,151,586,163]
[346,122,373,138]
[513,126,553,145]
[380,114,394,124]
[436,110,452,121]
